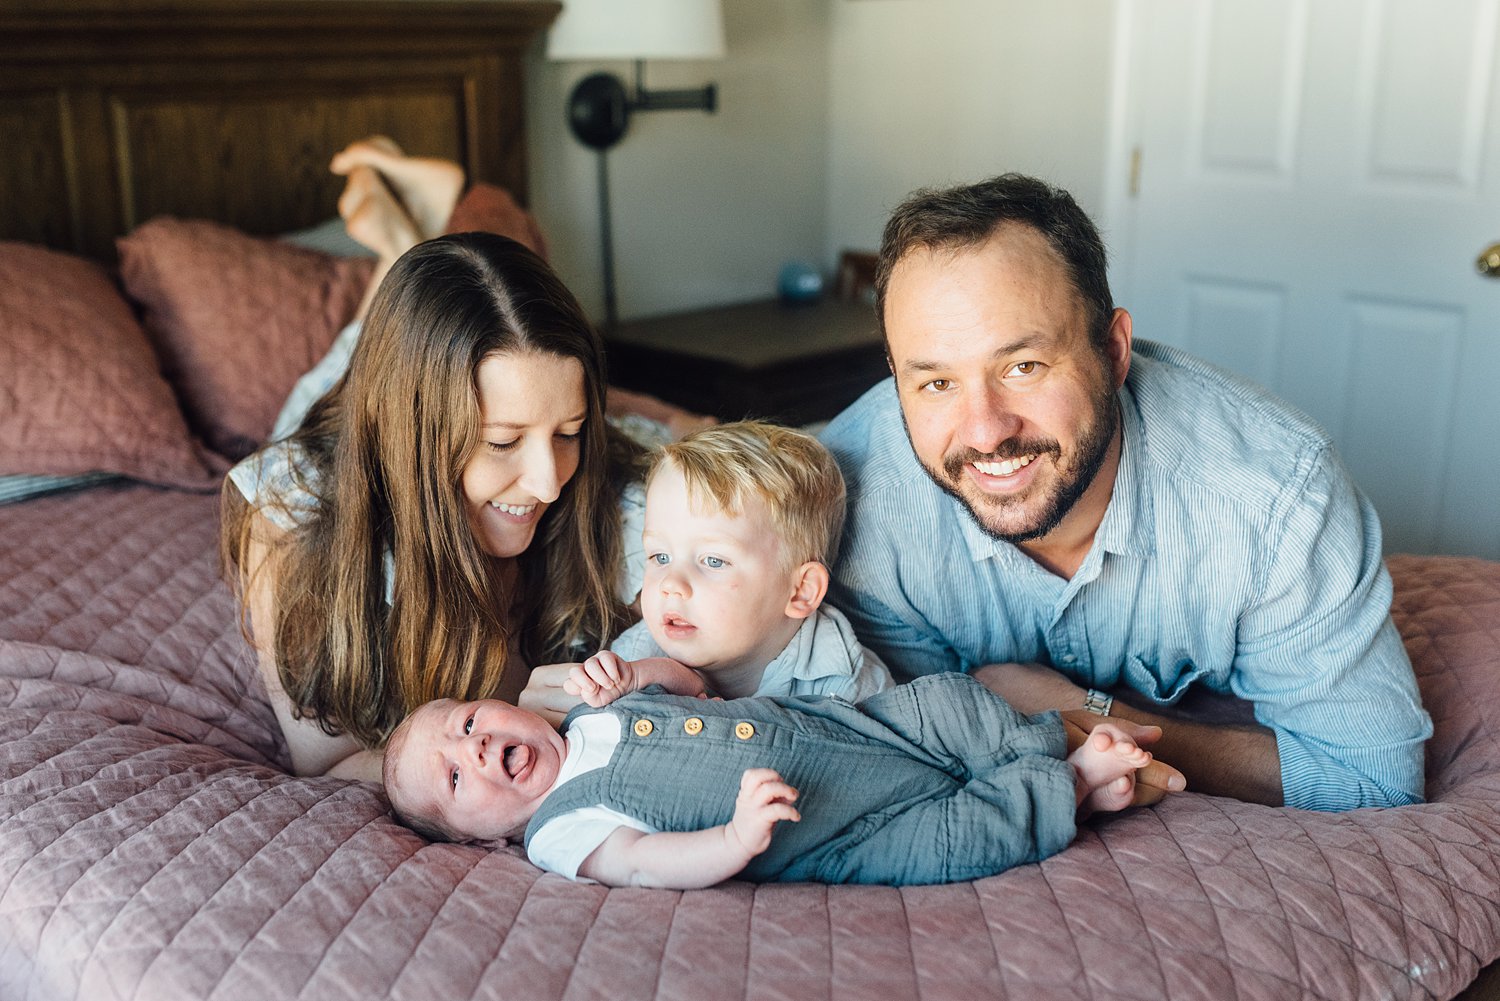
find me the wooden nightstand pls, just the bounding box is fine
[604,297,888,425]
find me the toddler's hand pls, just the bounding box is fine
[563,651,637,707]
[726,768,800,859]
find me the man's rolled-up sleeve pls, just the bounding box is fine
[1233,449,1432,811]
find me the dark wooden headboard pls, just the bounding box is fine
[0,0,560,259]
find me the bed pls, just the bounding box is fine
[5,4,1500,1000]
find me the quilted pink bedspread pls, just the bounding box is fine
[3,484,1499,1001]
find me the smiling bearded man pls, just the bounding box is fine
[819,172,1431,814]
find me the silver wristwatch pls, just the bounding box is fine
[1082,688,1114,717]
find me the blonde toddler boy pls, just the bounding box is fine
[567,422,892,706]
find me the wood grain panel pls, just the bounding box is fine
[112,85,467,237]
[0,93,76,249]
[0,0,560,258]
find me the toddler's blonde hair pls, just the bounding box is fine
[652,421,846,570]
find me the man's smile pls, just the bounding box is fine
[972,454,1037,477]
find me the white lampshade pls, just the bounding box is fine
[546,0,725,61]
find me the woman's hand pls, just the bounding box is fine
[518,662,586,729]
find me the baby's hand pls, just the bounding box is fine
[564,651,637,707]
[633,657,711,700]
[725,768,800,859]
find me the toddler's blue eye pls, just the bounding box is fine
[704,556,725,569]
[650,553,670,565]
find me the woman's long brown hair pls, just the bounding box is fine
[221,234,643,747]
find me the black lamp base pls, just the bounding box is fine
[567,73,629,151]
[565,63,719,329]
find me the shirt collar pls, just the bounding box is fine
[761,611,856,685]
[953,385,1155,565]
[1095,383,1154,559]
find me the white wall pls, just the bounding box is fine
[524,0,1118,323]
[823,0,1117,267]
[526,0,831,323]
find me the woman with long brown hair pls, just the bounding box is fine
[222,232,645,780]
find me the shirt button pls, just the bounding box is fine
[633,719,654,737]
[684,717,704,735]
[734,721,756,740]
[1061,654,1077,665]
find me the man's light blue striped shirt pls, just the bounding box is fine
[821,339,1431,811]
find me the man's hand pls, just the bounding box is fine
[726,768,800,859]
[976,661,1283,806]
[976,661,1186,806]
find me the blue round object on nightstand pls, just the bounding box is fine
[777,260,824,303]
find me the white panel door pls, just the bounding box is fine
[1113,0,1500,558]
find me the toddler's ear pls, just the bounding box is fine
[784,561,829,620]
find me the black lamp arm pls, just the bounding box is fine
[565,61,718,152]
[631,59,717,114]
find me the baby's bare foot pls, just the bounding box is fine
[1070,723,1152,817]
[1083,774,1136,815]
[338,165,422,262]
[331,136,465,241]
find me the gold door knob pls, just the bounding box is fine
[1478,242,1500,275]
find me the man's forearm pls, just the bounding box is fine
[973,661,1281,806]
[1098,700,1283,806]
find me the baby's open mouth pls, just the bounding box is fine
[503,744,529,778]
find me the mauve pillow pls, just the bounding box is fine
[0,241,225,489]
[445,182,549,259]
[117,218,374,461]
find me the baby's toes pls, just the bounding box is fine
[1089,774,1136,813]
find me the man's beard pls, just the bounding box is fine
[915,385,1119,545]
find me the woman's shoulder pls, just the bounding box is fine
[227,439,322,533]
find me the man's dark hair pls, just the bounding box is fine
[875,173,1114,349]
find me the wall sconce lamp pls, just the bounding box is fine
[548,0,726,329]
